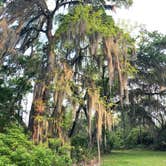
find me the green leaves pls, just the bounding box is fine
[57,5,117,37]
[137,30,166,85]
[0,124,72,166]
[111,0,133,8]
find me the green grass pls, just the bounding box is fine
[102,150,166,166]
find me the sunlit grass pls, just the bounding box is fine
[102,150,166,166]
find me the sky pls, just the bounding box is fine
[112,0,166,34]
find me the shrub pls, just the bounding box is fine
[71,135,96,163]
[110,130,126,149]
[0,123,72,166]
[71,146,96,163]
[71,135,88,147]
[48,138,72,165]
[125,127,153,148]
[0,156,12,166]
[125,128,140,147]
[155,128,166,151]
[48,138,63,152]
[32,146,56,166]
[140,130,153,145]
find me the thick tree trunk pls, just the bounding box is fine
[29,15,55,144]
[29,81,47,144]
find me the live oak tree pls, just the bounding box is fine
[0,0,134,163]
[55,5,135,161]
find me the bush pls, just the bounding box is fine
[125,127,153,148]
[48,138,72,165]
[71,135,96,163]
[125,128,140,147]
[71,135,88,147]
[32,146,56,166]
[48,138,63,152]
[108,131,124,149]
[71,146,96,163]
[0,156,12,166]
[155,128,166,151]
[0,123,72,166]
[140,130,153,146]
[10,146,33,166]
[107,128,154,149]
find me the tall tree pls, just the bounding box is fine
[0,0,134,162]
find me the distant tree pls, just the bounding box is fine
[123,30,166,149]
[131,30,166,129]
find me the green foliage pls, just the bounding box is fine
[48,138,63,152]
[0,124,72,166]
[123,62,138,76]
[124,128,153,148]
[101,131,114,153]
[32,146,56,166]
[61,109,73,132]
[48,138,72,165]
[0,156,11,166]
[155,128,166,151]
[71,146,96,163]
[57,5,117,37]
[125,128,141,147]
[54,154,72,166]
[108,128,154,149]
[111,0,133,7]
[71,135,97,163]
[0,52,41,129]
[109,131,125,149]
[0,0,3,6]
[137,30,166,85]
[71,135,89,147]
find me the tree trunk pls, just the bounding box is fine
[97,136,101,165]
[69,106,82,137]
[29,15,55,144]
[52,91,64,141]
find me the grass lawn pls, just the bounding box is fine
[102,149,166,166]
